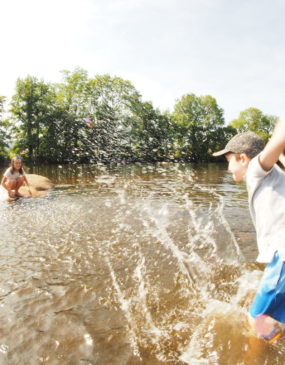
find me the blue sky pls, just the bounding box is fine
[1,0,285,123]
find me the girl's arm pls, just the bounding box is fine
[259,115,285,171]
[23,176,32,196]
[1,176,8,190]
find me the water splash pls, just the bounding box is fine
[105,255,142,359]
[1,163,281,364]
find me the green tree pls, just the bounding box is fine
[84,74,141,162]
[55,70,145,163]
[172,94,226,161]
[129,101,174,161]
[0,96,10,163]
[10,76,57,163]
[230,107,277,141]
[54,68,89,162]
[8,68,246,165]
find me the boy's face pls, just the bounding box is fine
[225,153,250,182]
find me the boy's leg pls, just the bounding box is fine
[248,252,285,343]
[247,313,282,344]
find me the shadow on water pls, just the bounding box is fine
[0,162,284,364]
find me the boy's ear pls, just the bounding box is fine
[240,153,251,166]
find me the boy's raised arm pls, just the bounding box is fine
[278,152,285,168]
[259,115,285,171]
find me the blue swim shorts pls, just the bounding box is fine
[249,251,285,323]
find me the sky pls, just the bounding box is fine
[1,0,285,123]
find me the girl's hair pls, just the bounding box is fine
[10,156,24,175]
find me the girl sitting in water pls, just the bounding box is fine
[1,156,31,198]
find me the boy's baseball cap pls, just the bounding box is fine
[213,131,265,158]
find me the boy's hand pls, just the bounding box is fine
[260,115,285,171]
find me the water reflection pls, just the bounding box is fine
[0,162,283,364]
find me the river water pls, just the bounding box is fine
[0,162,285,365]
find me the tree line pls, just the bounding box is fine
[0,68,278,166]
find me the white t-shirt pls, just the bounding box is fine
[246,155,285,263]
[4,168,25,180]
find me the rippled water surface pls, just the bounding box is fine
[0,162,284,365]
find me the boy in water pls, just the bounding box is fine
[213,117,285,344]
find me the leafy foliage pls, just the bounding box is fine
[0,96,10,162]
[172,94,227,161]
[1,68,279,165]
[10,76,58,163]
[230,107,277,141]
[129,101,174,162]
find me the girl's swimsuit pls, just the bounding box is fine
[4,168,25,180]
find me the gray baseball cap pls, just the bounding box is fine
[213,131,265,158]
